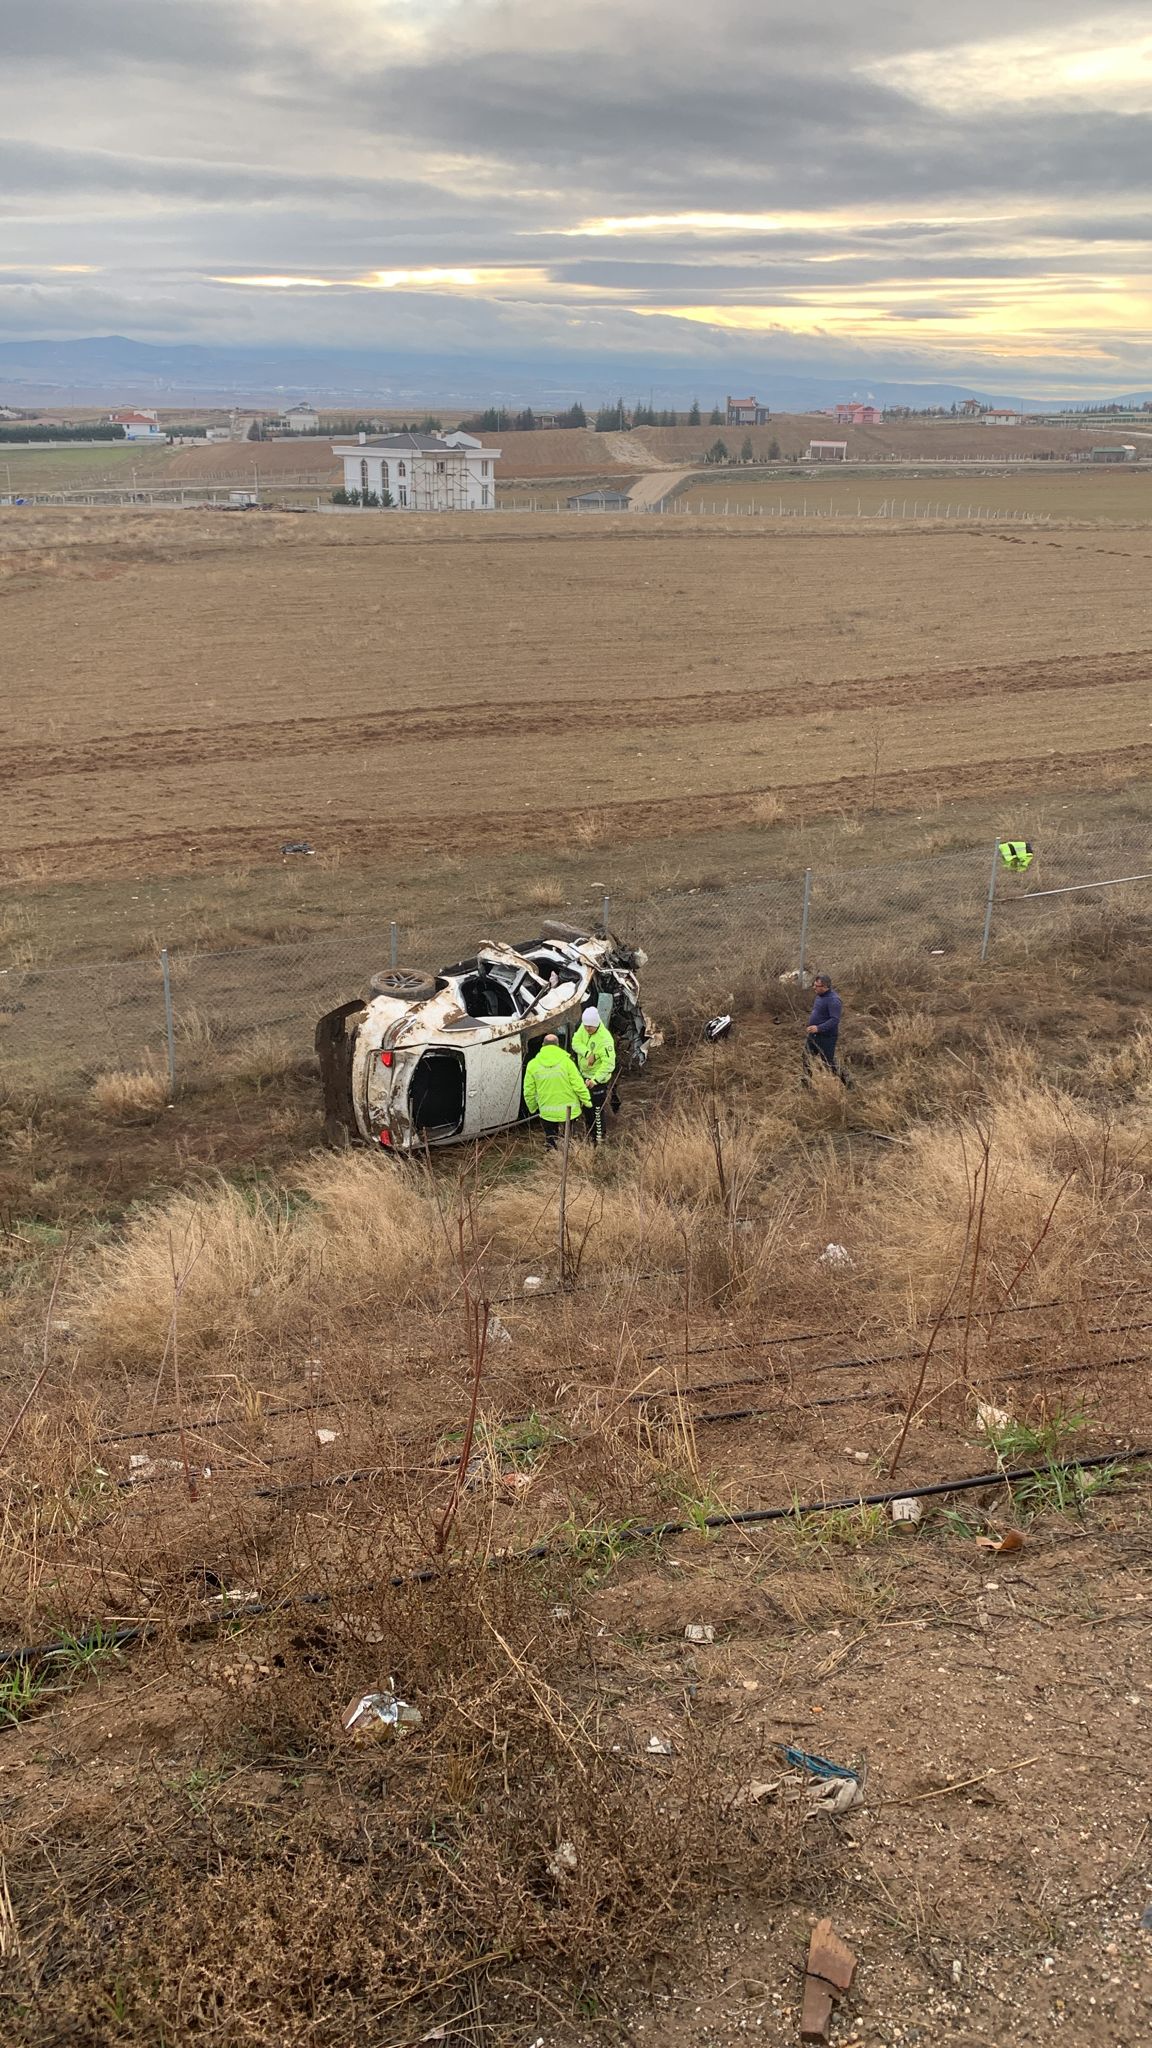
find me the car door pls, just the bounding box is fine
[465,1033,527,1134]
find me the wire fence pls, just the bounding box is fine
[2,827,1149,1096]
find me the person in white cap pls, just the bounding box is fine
[572,1004,617,1145]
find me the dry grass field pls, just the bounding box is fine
[2,923,1152,2045]
[631,417,1142,464]
[2,504,1152,894]
[0,444,175,493]
[669,470,1152,524]
[4,487,1152,2044]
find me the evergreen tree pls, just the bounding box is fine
[767,437,781,460]
[564,401,587,427]
[514,407,537,431]
[593,399,629,432]
[740,435,754,463]
[709,405,724,426]
[705,438,729,464]
[688,398,701,425]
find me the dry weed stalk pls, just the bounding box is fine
[431,1190,491,1559]
[0,1236,69,1469]
[888,1137,978,1477]
[959,1122,993,1383]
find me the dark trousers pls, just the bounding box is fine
[583,1082,611,1145]
[803,1029,847,1085]
[541,1117,562,1150]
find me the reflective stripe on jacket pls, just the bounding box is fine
[523,1044,592,1122]
[572,1022,616,1084]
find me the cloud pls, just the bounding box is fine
[0,0,1147,395]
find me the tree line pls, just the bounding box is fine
[455,399,756,433]
[0,423,128,442]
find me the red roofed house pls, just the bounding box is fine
[110,409,166,442]
[726,395,771,426]
[833,403,883,425]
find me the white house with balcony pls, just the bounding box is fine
[331,430,501,510]
[110,409,166,442]
[282,402,319,433]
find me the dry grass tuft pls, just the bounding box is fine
[572,810,613,850]
[747,791,786,828]
[74,1153,448,1376]
[524,876,567,909]
[223,1027,304,1087]
[88,1067,168,1119]
[1089,1025,1152,1095]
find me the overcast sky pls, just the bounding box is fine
[2,0,1150,393]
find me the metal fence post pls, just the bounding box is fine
[601,891,611,934]
[160,947,177,1100]
[798,867,813,981]
[979,839,1000,963]
[390,921,399,970]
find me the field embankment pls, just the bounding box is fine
[1,920,1151,2044]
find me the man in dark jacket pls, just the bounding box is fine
[803,974,848,1085]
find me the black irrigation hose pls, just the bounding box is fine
[98,1399,335,1449]
[81,1295,1152,1452]
[695,1355,1152,1427]
[108,1351,1152,1503]
[640,1284,1152,1366]
[634,1322,1152,1407]
[698,1390,882,1425]
[4,1446,1150,1671]
[631,1345,918,1401]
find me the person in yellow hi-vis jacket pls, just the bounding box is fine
[523,1034,591,1152]
[572,1005,617,1145]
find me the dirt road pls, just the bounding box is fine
[626,467,698,510]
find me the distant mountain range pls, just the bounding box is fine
[0,335,1149,414]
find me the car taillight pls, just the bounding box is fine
[378,1049,393,1067]
[378,1129,392,1148]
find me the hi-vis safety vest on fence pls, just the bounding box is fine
[998,840,1034,872]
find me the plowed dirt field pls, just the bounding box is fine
[2,507,1151,880]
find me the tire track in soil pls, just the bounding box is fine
[1,650,1147,787]
[14,742,1152,882]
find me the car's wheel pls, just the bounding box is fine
[538,919,590,943]
[369,968,437,1001]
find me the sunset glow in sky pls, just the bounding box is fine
[1,1,1149,394]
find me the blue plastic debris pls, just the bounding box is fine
[777,1744,861,1783]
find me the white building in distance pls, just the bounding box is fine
[332,430,501,510]
[110,409,165,442]
[282,402,319,433]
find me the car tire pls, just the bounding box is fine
[369,968,437,1001]
[538,919,590,943]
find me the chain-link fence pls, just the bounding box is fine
[2,826,1149,1096]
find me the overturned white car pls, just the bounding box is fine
[316,923,656,1154]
